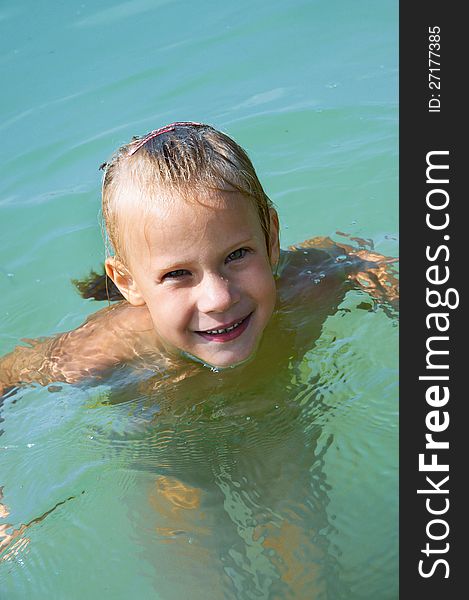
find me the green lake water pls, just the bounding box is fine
[0,1,398,598]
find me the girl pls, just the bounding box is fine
[0,121,398,395]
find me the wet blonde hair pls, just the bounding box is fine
[100,122,274,264]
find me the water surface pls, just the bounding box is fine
[0,1,398,598]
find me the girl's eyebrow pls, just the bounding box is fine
[152,238,256,273]
[155,261,192,274]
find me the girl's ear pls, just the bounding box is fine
[104,257,145,306]
[268,208,280,268]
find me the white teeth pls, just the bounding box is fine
[205,319,243,335]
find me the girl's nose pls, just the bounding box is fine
[196,273,240,314]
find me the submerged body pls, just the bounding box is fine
[0,234,398,597]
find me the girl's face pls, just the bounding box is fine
[110,190,280,368]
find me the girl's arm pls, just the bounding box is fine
[0,303,155,396]
[0,336,65,397]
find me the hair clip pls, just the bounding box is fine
[127,121,205,156]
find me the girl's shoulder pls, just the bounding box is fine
[278,236,357,284]
[285,235,356,262]
[73,301,160,361]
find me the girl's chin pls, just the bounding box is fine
[181,346,257,370]
[157,338,255,369]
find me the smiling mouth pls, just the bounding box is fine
[195,313,252,342]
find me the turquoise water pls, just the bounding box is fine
[0,1,398,598]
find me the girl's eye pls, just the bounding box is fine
[162,269,190,280]
[226,248,249,262]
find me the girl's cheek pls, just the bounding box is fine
[158,293,193,321]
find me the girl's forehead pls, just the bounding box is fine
[127,187,258,228]
[122,188,263,260]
